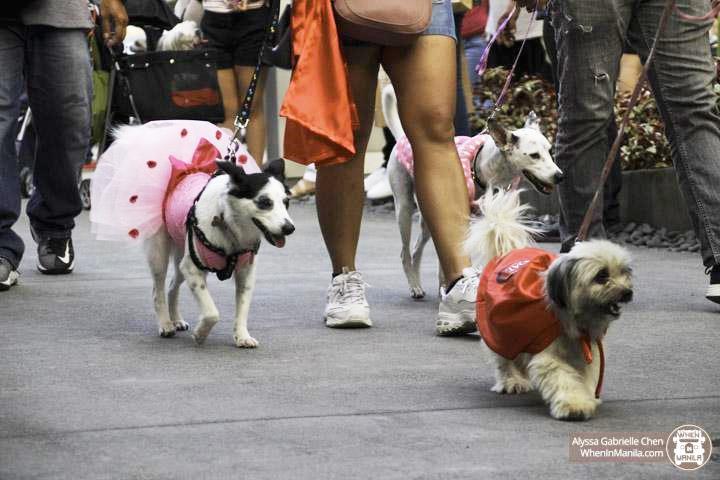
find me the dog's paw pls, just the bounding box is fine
[550,394,599,421]
[234,334,258,348]
[192,325,210,345]
[410,286,426,299]
[491,376,532,394]
[158,326,176,338]
[174,319,190,331]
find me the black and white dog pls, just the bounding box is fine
[91,121,293,348]
[381,85,563,298]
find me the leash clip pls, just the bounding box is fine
[225,136,243,164]
[233,116,249,130]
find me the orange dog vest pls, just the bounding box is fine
[476,248,604,398]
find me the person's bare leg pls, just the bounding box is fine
[235,66,267,163]
[216,68,238,132]
[316,46,380,273]
[318,45,380,329]
[383,36,477,335]
[383,36,470,284]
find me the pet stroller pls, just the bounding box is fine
[86,0,225,208]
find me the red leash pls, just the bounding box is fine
[576,0,679,242]
[580,334,605,399]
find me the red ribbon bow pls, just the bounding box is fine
[166,138,220,195]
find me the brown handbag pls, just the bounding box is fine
[333,0,433,46]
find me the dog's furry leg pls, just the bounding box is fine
[412,213,433,296]
[527,344,600,421]
[167,249,189,332]
[180,256,219,345]
[145,231,176,337]
[232,262,258,348]
[489,351,532,394]
[389,153,425,299]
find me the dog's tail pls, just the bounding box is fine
[381,84,405,140]
[464,189,541,266]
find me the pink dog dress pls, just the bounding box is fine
[90,120,261,276]
[394,134,484,203]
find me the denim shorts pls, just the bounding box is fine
[425,0,456,40]
[340,0,456,46]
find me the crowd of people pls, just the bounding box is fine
[2,0,720,338]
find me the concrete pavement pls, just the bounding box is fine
[1,201,718,479]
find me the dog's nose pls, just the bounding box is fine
[554,172,565,184]
[281,222,295,236]
[619,289,633,303]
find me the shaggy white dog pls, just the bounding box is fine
[466,189,634,420]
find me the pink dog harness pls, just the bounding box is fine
[395,134,484,202]
[164,138,254,280]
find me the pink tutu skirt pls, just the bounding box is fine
[90,120,260,243]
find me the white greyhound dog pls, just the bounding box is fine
[382,84,563,300]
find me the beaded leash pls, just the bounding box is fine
[225,0,281,164]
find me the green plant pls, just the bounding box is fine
[469,68,558,142]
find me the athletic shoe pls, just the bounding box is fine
[706,265,720,304]
[363,166,387,192]
[0,257,19,291]
[324,268,372,328]
[37,237,74,275]
[366,170,392,200]
[290,178,315,198]
[436,267,479,336]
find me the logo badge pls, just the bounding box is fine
[666,425,713,471]
[496,259,530,283]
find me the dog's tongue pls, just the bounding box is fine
[275,237,286,248]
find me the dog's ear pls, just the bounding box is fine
[546,257,577,309]
[262,158,286,182]
[524,111,541,131]
[216,160,246,183]
[487,118,509,148]
[217,160,253,198]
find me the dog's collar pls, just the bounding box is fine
[471,143,487,190]
[185,177,260,281]
[579,333,605,399]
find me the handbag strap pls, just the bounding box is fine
[226,0,281,161]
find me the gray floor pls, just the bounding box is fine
[1,201,718,479]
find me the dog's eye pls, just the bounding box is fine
[529,153,541,159]
[594,268,609,284]
[256,196,273,210]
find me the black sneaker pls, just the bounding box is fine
[706,265,720,304]
[0,257,19,291]
[37,237,74,275]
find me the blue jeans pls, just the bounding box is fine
[551,0,720,266]
[0,24,91,268]
[464,35,488,86]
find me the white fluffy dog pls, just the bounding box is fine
[382,84,563,300]
[465,189,633,420]
[157,20,202,51]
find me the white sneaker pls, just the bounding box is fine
[366,170,392,200]
[363,167,387,192]
[324,268,372,328]
[436,267,479,336]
